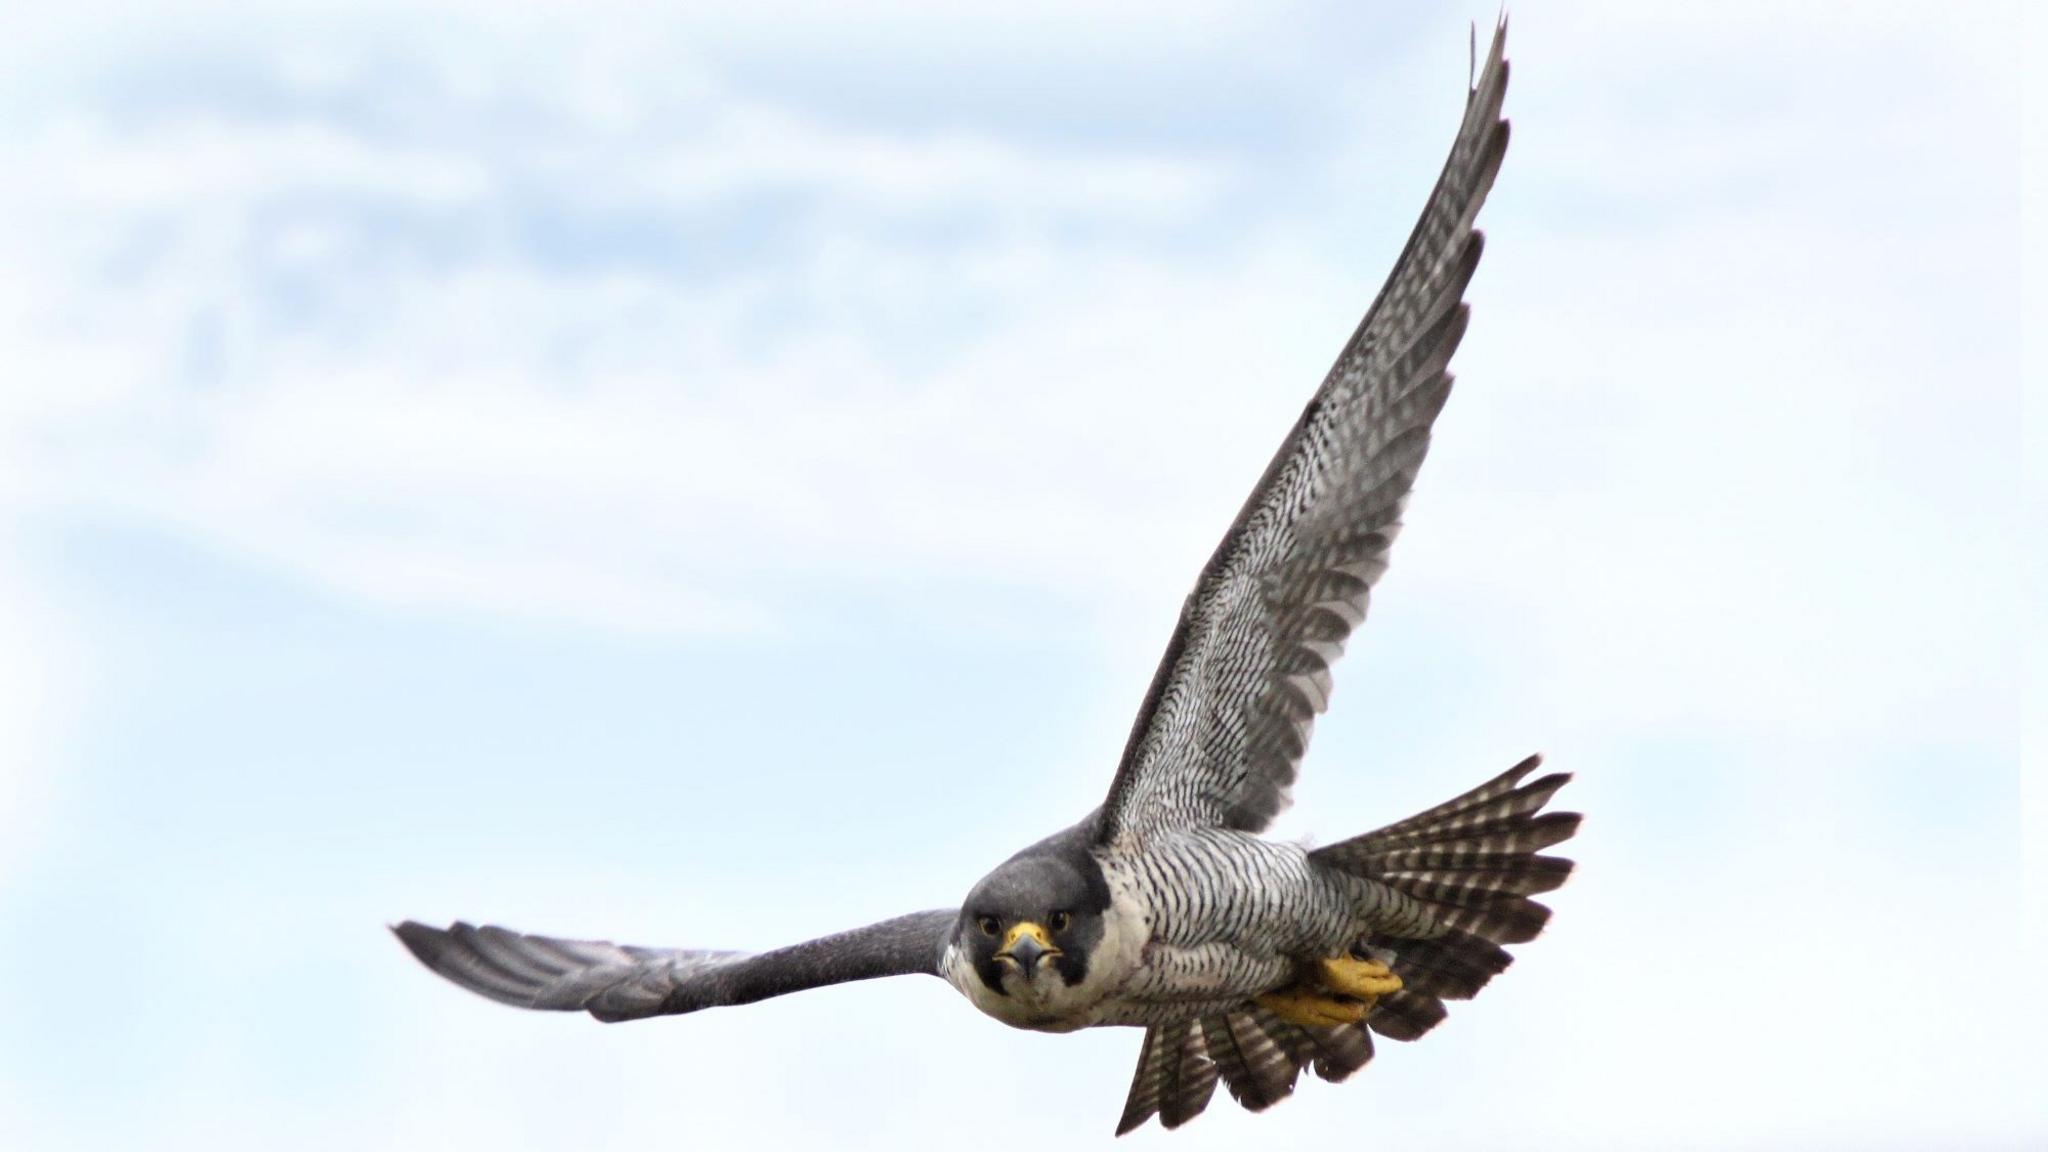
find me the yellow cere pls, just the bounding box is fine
[1002,922,1055,953]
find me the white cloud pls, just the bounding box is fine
[2,0,2018,656]
[0,541,65,889]
[2017,0,2045,1047]
[0,15,1262,637]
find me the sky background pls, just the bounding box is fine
[1,1,2037,1149]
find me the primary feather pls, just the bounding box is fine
[1096,19,1513,846]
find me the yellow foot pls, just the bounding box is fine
[1255,988,1367,1028]
[1319,955,1403,1002]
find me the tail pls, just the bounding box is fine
[1309,752,1579,1041]
[1111,754,1576,1137]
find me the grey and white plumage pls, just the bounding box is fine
[396,19,1578,1136]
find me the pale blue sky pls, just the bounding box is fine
[1,2,2037,1149]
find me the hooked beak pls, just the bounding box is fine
[999,921,1059,974]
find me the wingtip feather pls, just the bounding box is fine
[392,919,451,967]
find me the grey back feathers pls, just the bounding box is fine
[1095,19,1512,846]
[394,910,956,1023]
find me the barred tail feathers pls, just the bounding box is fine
[1310,752,1579,1041]
[1115,1008,1376,1136]
[1112,756,1570,1136]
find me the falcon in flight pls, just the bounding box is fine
[397,21,1577,1134]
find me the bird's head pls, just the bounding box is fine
[957,850,1109,999]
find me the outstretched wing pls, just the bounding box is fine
[1095,22,1512,844]
[394,909,956,1023]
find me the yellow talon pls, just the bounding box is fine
[1255,988,1367,1028]
[1254,955,1402,1028]
[1319,955,1403,1002]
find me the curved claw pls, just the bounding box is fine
[1320,955,1402,1001]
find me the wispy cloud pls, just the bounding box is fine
[1,10,1266,636]
[0,2,2033,1149]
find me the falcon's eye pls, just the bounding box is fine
[977,916,1001,937]
[1047,911,1071,932]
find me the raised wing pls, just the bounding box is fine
[394,909,955,1022]
[1095,21,1512,844]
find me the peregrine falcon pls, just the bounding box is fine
[396,21,1577,1134]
